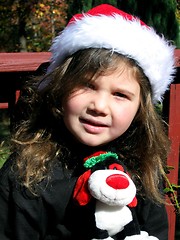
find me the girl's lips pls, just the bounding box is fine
[80,118,109,134]
[80,118,108,127]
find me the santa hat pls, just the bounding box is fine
[47,4,176,103]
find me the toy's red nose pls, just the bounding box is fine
[106,174,129,189]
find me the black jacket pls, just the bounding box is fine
[0,157,168,240]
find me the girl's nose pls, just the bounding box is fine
[88,92,109,115]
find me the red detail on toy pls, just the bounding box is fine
[106,174,129,189]
[83,151,106,162]
[128,196,138,207]
[73,169,92,206]
[109,163,124,171]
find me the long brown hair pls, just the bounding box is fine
[12,48,170,201]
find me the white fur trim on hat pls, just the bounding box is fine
[47,4,176,103]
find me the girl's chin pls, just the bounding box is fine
[78,138,109,147]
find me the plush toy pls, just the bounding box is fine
[72,151,159,240]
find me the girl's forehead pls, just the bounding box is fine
[91,61,140,81]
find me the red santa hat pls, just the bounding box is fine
[47,4,176,103]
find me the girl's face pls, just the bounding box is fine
[63,64,140,147]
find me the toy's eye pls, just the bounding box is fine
[109,163,124,171]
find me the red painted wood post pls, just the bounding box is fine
[166,84,180,240]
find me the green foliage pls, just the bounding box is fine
[0,111,10,168]
[26,0,68,51]
[163,166,180,214]
[0,0,68,52]
[0,142,10,169]
[0,0,20,52]
[92,0,117,8]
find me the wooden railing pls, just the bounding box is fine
[0,52,51,110]
[0,50,179,239]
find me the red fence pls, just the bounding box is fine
[166,83,180,240]
[0,52,51,110]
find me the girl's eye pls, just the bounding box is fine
[113,92,128,99]
[85,82,95,90]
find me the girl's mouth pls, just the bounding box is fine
[80,118,108,134]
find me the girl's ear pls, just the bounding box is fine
[73,169,92,206]
[128,196,138,207]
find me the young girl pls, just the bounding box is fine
[0,4,176,240]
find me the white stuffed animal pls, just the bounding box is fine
[73,151,159,240]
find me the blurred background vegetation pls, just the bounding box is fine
[0,110,10,168]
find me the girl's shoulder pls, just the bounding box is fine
[0,155,77,217]
[0,154,77,195]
